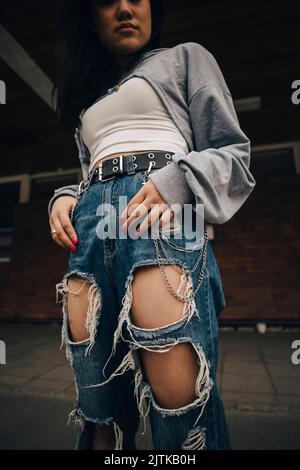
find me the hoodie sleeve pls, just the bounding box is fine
[148,83,256,224]
[47,184,79,218]
[47,128,90,218]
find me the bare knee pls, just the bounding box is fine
[66,275,95,342]
[129,266,200,409]
[130,265,188,330]
[139,342,199,409]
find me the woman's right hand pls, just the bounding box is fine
[49,196,78,251]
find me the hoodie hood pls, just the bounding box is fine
[141,47,169,60]
[120,47,169,80]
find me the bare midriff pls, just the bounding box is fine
[91,150,154,171]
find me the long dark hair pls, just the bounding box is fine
[51,0,165,133]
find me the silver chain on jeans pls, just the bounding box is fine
[156,224,206,275]
[70,174,93,222]
[137,164,209,303]
[151,222,208,303]
[70,197,78,222]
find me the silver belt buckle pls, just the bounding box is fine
[98,162,103,182]
[98,160,118,182]
[119,154,124,174]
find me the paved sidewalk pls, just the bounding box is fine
[0,323,299,449]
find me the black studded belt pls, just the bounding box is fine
[87,151,175,185]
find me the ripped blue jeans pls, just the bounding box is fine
[55,165,231,450]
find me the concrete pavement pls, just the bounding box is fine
[0,323,299,449]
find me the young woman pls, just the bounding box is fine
[49,0,255,451]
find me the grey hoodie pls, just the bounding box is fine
[48,42,256,224]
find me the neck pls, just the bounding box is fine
[114,54,132,70]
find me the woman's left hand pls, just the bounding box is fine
[120,179,174,237]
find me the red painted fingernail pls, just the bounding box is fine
[71,237,78,244]
[70,245,77,251]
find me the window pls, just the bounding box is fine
[30,173,79,202]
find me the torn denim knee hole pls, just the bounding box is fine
[134,342,213,415]
[101,262,200,373]
[79,261,200,389]
[134,342,213,450]
[55,271,102,360]
[67,409,124,450]
[75,262,207,447]
[120,342,212,448]
[82,340,212,450]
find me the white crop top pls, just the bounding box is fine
[80,77,189,173]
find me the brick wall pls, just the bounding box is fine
[0,201,68,320]
[214,174,300,321]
